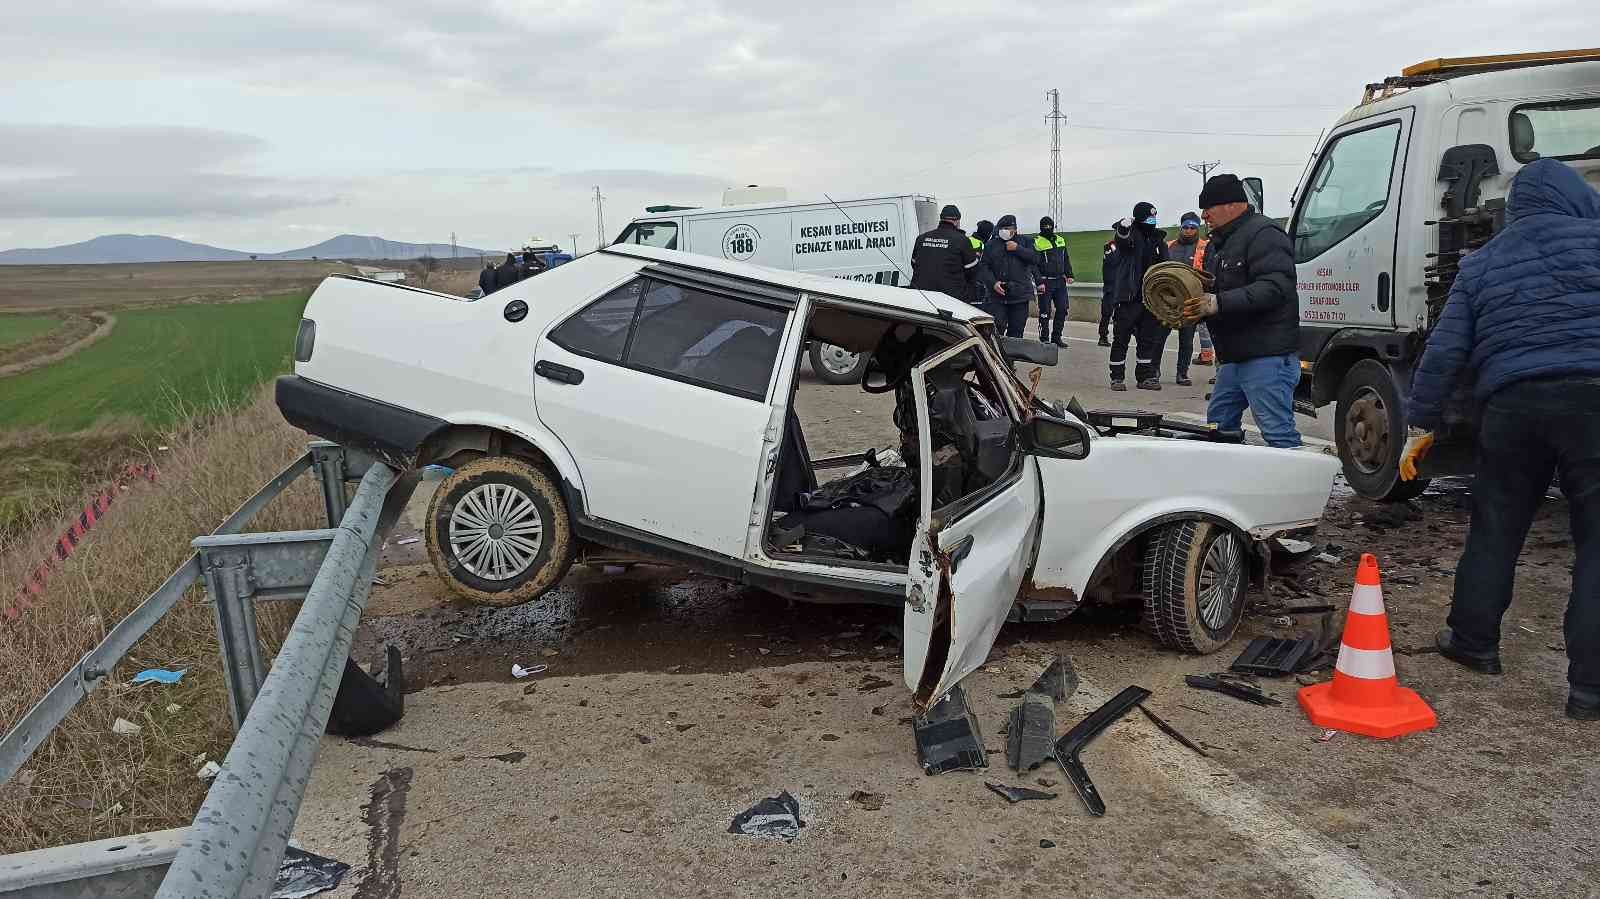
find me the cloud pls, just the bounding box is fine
[0,173,338,219]
[552,169,730,193]
[0,124,267,175]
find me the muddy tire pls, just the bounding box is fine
[1141,520,1248,654]
[424,456,574,606]
[1335,359,1429,502]
[809,341,869,385]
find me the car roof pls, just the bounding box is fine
[599,244,988,323]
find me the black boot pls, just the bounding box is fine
[1110,381,1127,392]
[1097,335,1111,347]
[1038,319,1050,343]
[1568,689,1600,721]
[1435,627,1503,675]
[1137,379,1162,391]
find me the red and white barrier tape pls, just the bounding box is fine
[4,463,158,623]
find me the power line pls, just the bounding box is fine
[1045,88,1067,224]
[1064,98,1347,111]
[1073,123,1318,138]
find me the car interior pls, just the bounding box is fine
[764,306,1019,568]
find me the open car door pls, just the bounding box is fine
[902,338,1042,709]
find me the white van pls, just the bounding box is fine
[615,192,939,383]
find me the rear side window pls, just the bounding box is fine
[617,221,679,249]
[548,276,787,399]
[1510,100,1600,163]
[626,281,786,398]
[548,278,645,362]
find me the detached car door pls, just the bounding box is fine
[534,269,796,559]
[902,338,1041,709]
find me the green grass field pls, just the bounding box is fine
[0,293,307,432]
[0,314,62,351]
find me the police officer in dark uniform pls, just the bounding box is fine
[910,204,980,303]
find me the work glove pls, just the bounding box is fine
[1181,292,1218,324]
[1399,430,1434,481]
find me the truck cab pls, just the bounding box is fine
[1286,50,1600,499]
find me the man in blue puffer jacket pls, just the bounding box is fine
[1401,159,1600,721]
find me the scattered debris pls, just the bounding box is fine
[871,704,887,716]
[913,684,987,776]
[1056,685,1151,817]
[480,752,527,764]
[1295,673,1325,687]
[197,761,222,782]
[1185,674,1281,707]
[395,536,420,545]
[130,668,186,686]
[1029,655,1079,702]
[728,791,805,841]
[1272,615,1296,627]
[1279,604,1337,615]
[1005,691,1055,773]
[820,733,840,742]
[165,703,183,715]
[1315,730,1337,744]
[1230,636,1316,677]
[522,683,538,695]
[985,782,1058,804]
[847,790,883,810]
[541,648,560,658]
[675,723,696,733]
[511,663,547,679]
[1039,839,1056,849]
[111,718,142,736]
[1137,704,1209,758]
[637,734,653,744]
[1314,553,1342,565]
[857,675,894,693]
[350,738,437,754]
[327,645,404,737]
[1276,537,1314,554]
[1035,778,1057,788]
[496,699,533,714]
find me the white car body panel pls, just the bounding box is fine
[1030,436,1339,598]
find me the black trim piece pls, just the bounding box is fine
[534,360,584,385]
[640,262,800,309]
[1055,685,1151,816]
[274,376,446,464]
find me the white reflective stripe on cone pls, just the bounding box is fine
[1350,583,1386,616]
[1336,644,1397,680]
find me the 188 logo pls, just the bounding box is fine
[722,224,759,261]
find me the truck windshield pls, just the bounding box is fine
[616,221,679,249]
[1511,100,1600,163]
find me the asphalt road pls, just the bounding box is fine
[290,338,1595,899]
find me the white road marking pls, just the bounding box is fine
[1076,678,1409,899]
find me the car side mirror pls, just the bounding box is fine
[1243,177,1265,214]
[1025,415,1091,460]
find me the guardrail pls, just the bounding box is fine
[0,442,413,899]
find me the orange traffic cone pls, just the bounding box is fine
[1298,553,1437,738]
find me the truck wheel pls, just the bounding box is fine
[1335,359,1429,502]
[810,342,869,385]
[1141,520,1248,654]
[424,456,574,606]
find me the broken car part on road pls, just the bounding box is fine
[728,791,806,842]
[1137,704,1210,758]
[912,684,986,775]
[1230,636,1318,677]
[1054,685,1152,817]
[1185,674,1283,706]
[985,782,1059,804]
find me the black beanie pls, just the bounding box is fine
[996,214,1018,230]
[1132,201,1157,222]
[974,220,994,241]
[1199,174,1249,209]
[940,204,961,220]
[1039,216,1055,231]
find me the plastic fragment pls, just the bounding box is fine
[111,718,142,736]
[728,791,805,841]
[130,668,186,686]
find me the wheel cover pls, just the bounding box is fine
[1197,531,1245,631]
[448,483,544,581]
[816,343,862,376]
[1344,387,1391,475]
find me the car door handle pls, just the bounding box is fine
[535,360,584,385]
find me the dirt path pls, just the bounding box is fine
[0,312,115,378]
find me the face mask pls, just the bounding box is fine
[1041,226,1054,235]
[998,228,1015,240]
[1142,216,1159,226]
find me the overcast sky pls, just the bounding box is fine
[0,0,1589,254]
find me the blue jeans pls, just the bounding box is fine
[1207,353,1301,447]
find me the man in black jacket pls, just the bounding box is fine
[1032,216,1074,346]
[478,260,497,296]
[1098,239,1118,346]
[1182,174,1301,447]
[976,214,1038,338]
[910,204,980,302]
[1108,202,1170,391]
[493,253,522,291]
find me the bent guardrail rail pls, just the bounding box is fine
[0,442,412,899]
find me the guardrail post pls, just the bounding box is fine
[197,548,267,729]
[310,442,349,528]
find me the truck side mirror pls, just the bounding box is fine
[1243,177,1265,214]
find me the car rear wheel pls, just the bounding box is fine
[809,341,869,385]
[1335,359,1429,502]
[1142,520,1248,654]
[425,456,574,606]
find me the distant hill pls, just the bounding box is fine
[0,233,497,265]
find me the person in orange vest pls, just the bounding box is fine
[1167,212,1213,386]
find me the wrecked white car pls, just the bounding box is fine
[277,244,1337,707]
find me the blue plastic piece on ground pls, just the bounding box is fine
[131,668,186,685]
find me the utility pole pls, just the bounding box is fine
[569,232,582,255]
[1187,160,1221,187]
[450,232,458,258]
[1045,89,1067,225]
[593,186,607,249]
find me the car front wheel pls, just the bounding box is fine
[425,456,574,606]
[809,341,869,385]
[1141,520,1248,653]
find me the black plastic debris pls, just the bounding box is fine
[1055,685,1151,817]
[848,790,884,811]
[1229,637,1316,677]
[1005,692,1055,773]
[271,846,350,899]
[985,782,1058,804]
[1185,674,1282,706]
[913,684,987,775]
[1039,839,1057,849]
[728,791,805,841]
[480,751,527,764]
[1029,655,1080,702]
[1136,705,1209,758]
[326,644,404,737]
